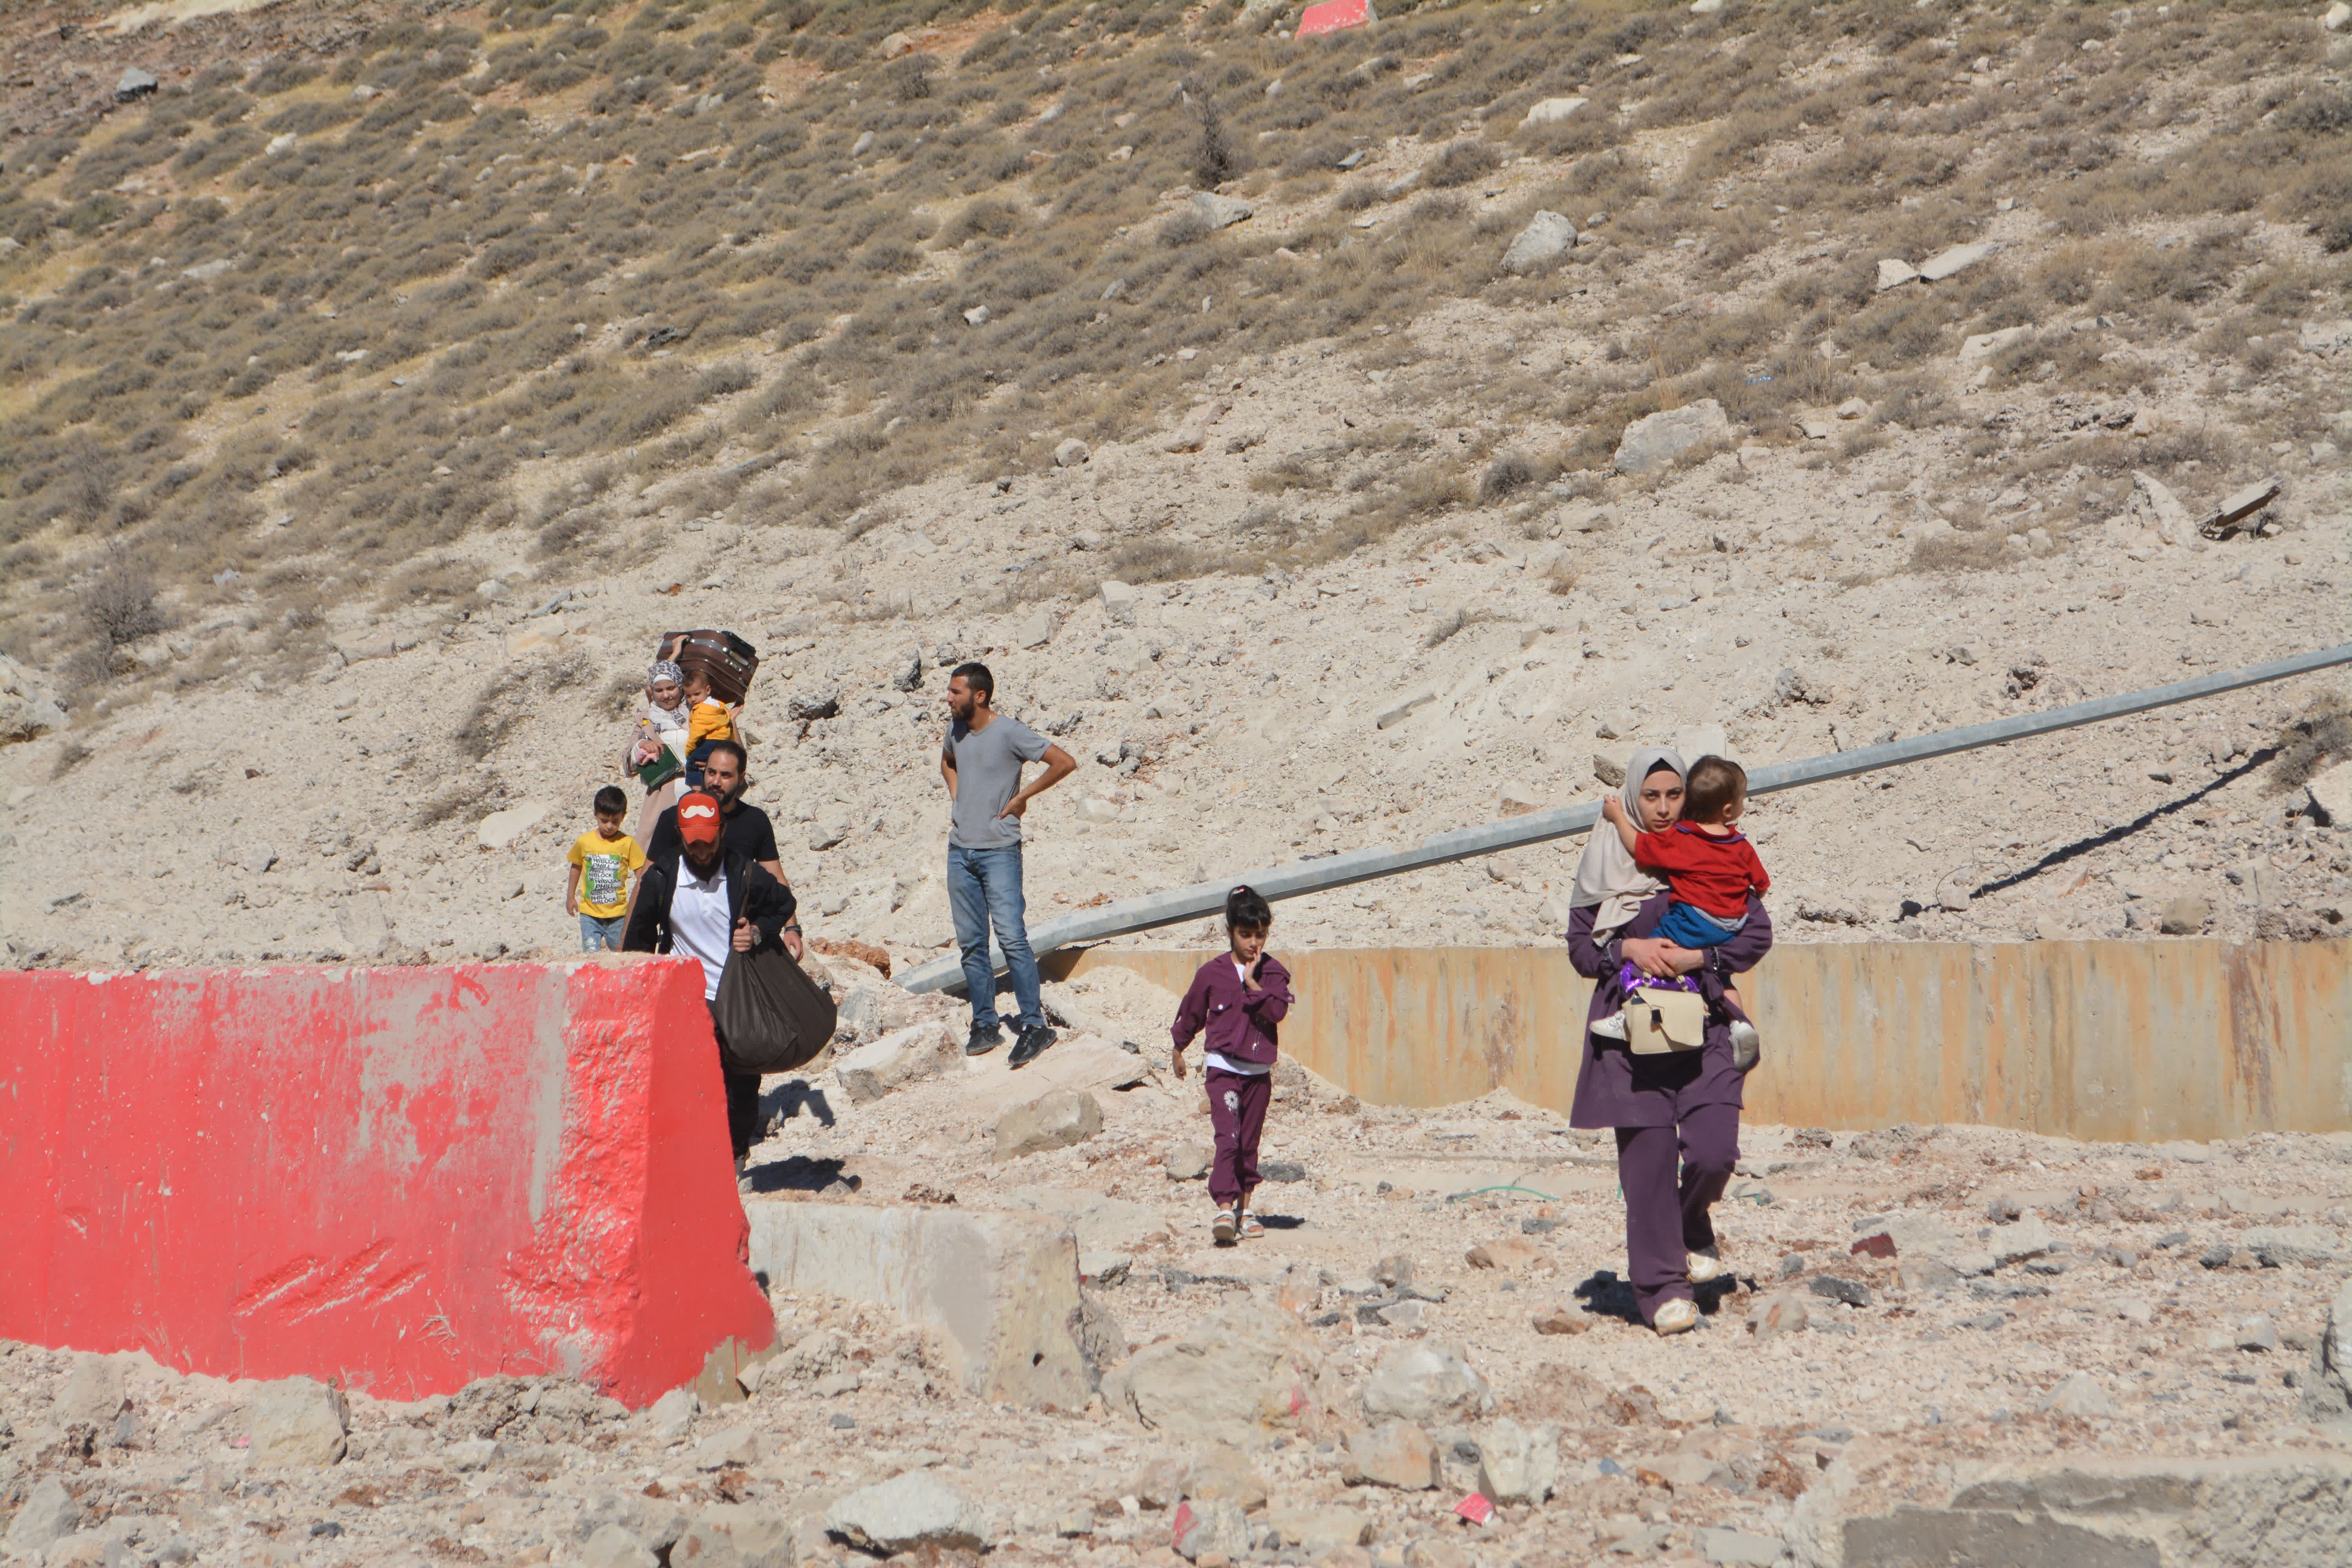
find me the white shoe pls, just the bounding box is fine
[1590,1013,1628,1041]
[1729,1019,1760,1071]
[1687,1247,1724,1285]
[1654,1298,1699,1336]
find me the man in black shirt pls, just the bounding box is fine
[637,741,794,938]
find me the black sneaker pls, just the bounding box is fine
[1007,1024,1058,1069]
[965,1023,1005,1057]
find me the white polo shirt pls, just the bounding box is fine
[670,858,732,1000]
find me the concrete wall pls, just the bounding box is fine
[0,956,775,1406]
[1050,939,2352,1141]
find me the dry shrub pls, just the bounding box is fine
[1424,139,1504,190]
[2265,691,2352,798]
[83,548,164,649]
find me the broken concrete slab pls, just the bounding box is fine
[1918,241,1998,281]
[964,1035,1149,1124]
[744,1202,1091,1408]
[2196,475,2283,539]
[1875,259,1920,291]
[825,1472,987,1555]
[1343,1420,1441,1488]
[995,1087,1105,1159]
[245,1375,349,1467]
[832,1023,958,1105]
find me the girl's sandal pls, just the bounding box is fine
[1238,1214,1266,1241]
[1212,1209,1238,1245]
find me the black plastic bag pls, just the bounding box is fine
[711,942,837,1076]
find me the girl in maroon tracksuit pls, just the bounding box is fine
[1171,886,1292,1245]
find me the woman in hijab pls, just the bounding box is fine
[1564,748,1773,1336]
[627,659,693,843]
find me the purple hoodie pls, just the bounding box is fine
[1171,953,1293,1067]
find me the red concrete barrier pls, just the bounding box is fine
[0,957,773,1407]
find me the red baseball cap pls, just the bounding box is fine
[677,792,723,846]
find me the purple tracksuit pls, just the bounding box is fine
[1172,953,1294,1207]
[1567,891,1771,1325]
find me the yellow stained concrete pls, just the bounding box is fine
[1049,939,2352,1141]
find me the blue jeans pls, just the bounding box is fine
[579,914,626,952]
[1655,900,1744,949]
[947,843,1043,1033]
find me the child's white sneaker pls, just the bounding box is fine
[1590,1012,1629,1041]
[1729,1019,1761,1071]
[1653,1298,1699,1336]
[1687,1246,1724,1285]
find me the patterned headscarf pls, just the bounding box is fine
[645,661,690,729]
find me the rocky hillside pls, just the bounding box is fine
[0,0,2348,969]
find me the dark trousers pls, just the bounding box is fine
[1614,1102,1741,1324]
[706,1000,762,1161]
[1205,1067,1272,1207]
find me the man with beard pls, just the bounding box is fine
[939,661,1075,1069]
[624,790,798,1178]
[641,739,793,918]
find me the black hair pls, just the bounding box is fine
[702,737,747,772]
[951,661,995,702]
[593,784,627,817]
[1225,884,1273,932]
[1683,755,1748,822]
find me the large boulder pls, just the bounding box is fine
[1613,400,1730,476]
[1360,1341,1493,1425]
[824,1472,987,1555]
[1107,1299,1344,1445]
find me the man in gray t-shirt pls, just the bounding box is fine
[940,662,1076,1066]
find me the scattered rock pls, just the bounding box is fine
[2307,764,2352,829]
[825,1472,987,1555]
[1747,1292,1810,1340]
[246,1376,349,1468]
[1265,1502,1371,1553]
[1344,1420,1441,1488]
[2301,1273,2352,1417]
[0,653,66,743]
[1164,1141,1212,1180]
[1361,1342,1492,1425]
[1501,211,1577,274]
[995,1088,1104,1159]
[2159,896,2210,936]
[2039,1371,2114,1418]
[2196,476,2283,540]
[116,67,159,103]
[1521,96,1590,127]
[1110,1299,1339,1443]
[1475,1417,1559,1504]
[1171,1496,1250,1562]
[4,1477,81,1557]
[1875,259,1920,291]
[2235,1313,2279,1353]
[1613,399,1730,476]
[1191,192,1256,230]
[648,1387,698,1441]
[1532,1304,1592,1336]
[1054,437,1091,467]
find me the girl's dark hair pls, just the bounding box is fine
[1225,884,1273,931]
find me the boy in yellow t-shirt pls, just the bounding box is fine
[566,786,647,951]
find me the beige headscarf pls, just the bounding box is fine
[1567,746,1686,936]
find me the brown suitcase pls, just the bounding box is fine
[661,629,759,706]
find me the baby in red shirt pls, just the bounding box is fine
[1595,755,1766,1060]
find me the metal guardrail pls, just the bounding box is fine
[898,643,2352,994]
